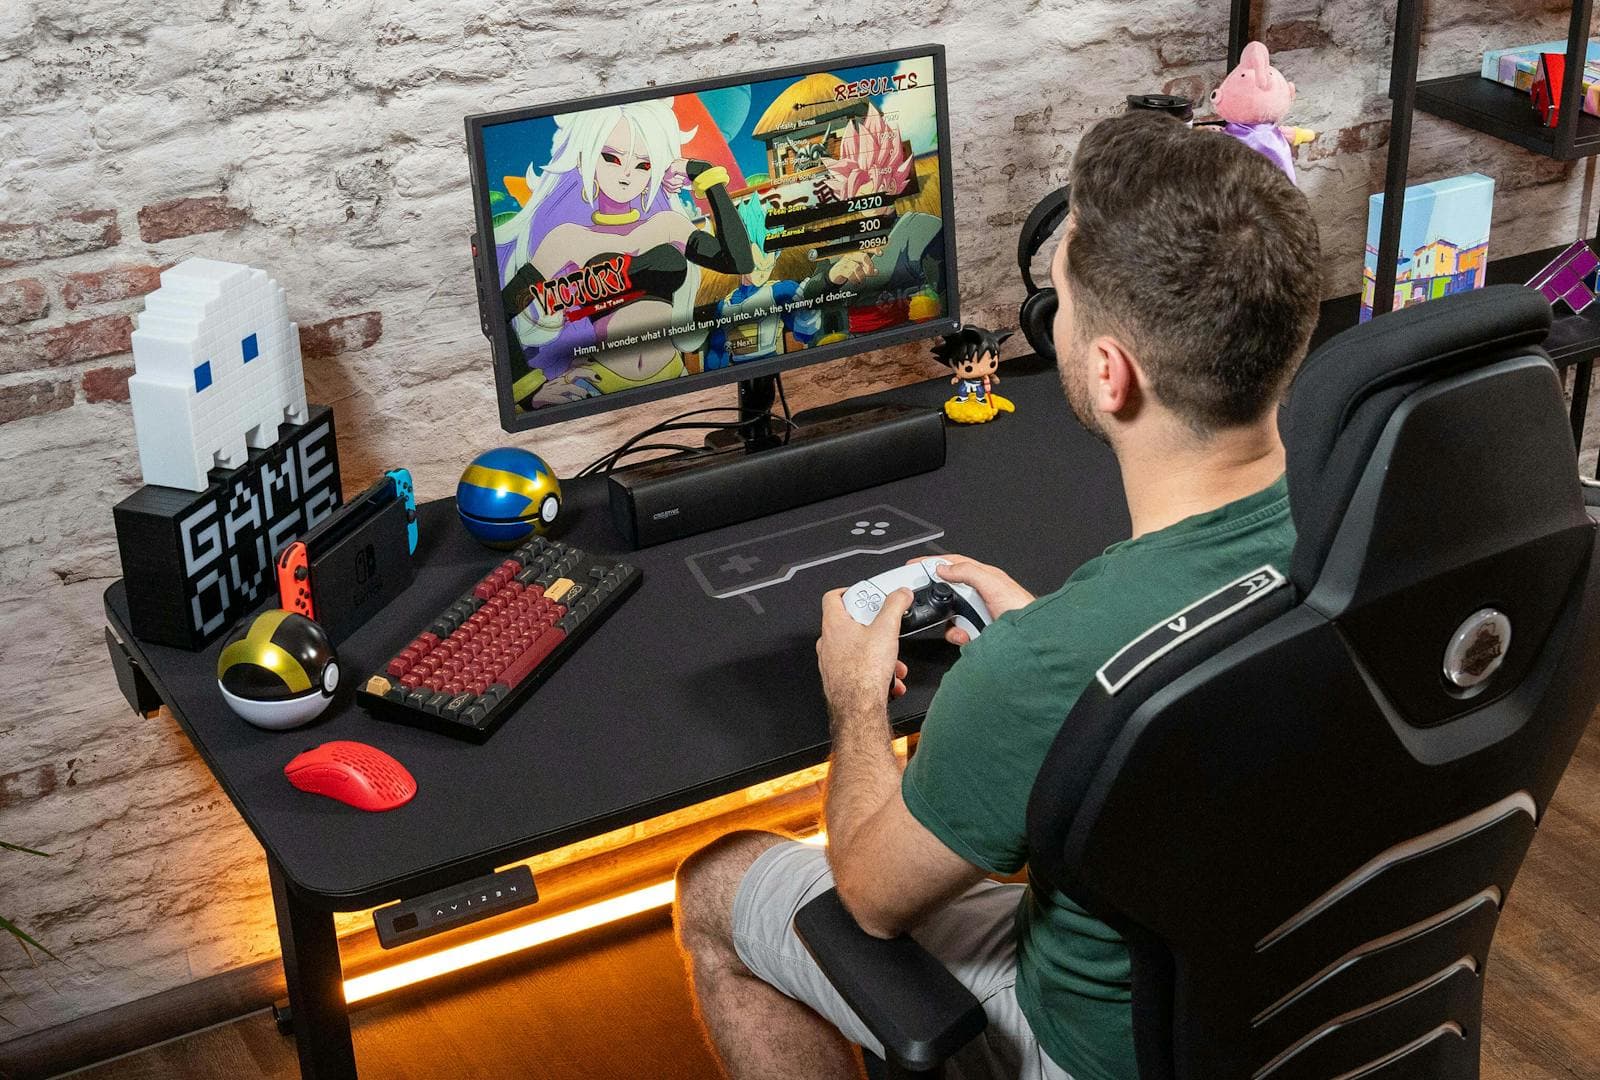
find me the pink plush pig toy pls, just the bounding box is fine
[1210,41,1317,184]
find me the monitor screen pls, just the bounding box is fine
[466,45,958,431]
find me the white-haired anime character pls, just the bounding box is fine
[493,98,755,406]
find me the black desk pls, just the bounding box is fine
[102,358,1129,1079]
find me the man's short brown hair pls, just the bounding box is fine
[1065,110,1322,433]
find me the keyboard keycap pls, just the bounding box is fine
[496,627,566,686]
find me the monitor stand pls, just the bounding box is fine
[703,374,790,453]
[606,375,947,548]
[702,375,930,450]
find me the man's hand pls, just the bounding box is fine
[817,585,988,940]
[909,555,1036,645]
[818,586,913,721]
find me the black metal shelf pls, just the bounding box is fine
[1311,244,1600,367]
[1231,0,1597,463]
[1413,72,1600,161]
[1309,242,1600,445]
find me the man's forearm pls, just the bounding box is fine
[823,699,901,861]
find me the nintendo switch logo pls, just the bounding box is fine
[349,543,383,609]
[354,544,377,583]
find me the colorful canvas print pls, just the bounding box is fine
[1480,39,1600,119]
[1362,174,1495,322]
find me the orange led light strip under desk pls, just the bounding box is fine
[341,833,829,1004]
[340,733,914,1004]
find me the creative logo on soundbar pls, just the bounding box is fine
[532,255,636,321]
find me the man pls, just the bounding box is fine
[673,109,1322,1080]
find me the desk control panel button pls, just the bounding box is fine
[373,864,539,950]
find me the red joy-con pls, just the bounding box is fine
[276,541,315,619]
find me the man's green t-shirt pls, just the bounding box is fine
[901,474,1295,1080]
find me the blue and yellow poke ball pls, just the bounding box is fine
[456,447,562,548]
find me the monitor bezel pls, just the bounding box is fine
[465,43,959,432]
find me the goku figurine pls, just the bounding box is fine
[933,325,1014,424]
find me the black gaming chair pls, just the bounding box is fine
[795,284,1600,1079]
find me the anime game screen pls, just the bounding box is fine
[468,48,956,427]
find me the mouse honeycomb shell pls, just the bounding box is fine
[321,740,417,802]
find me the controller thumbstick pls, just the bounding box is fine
[930,582,954,602]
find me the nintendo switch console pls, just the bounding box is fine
[276,469,418,643]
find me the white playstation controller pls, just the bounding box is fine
[841,557,994,640]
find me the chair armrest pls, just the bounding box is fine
[793,888,987,1075]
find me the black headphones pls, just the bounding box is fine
[1016,94,1195,361]
[1016,183,1070,362]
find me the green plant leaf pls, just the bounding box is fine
[0,840,50,857]
[0,916,57,962]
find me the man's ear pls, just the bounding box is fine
[1093,335,1141,415]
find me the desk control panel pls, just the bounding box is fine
[374,864,538,949]
[358,536,642,742]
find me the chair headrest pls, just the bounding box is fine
[1283,285,1554,592]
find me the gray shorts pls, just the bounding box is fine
[731,840,1074,1080]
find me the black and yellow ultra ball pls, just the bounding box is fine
[216,610,340,729]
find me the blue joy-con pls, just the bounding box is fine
[386,468,418,554]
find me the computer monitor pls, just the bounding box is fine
[466,45,958,433]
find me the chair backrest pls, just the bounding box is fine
[1024,286,1600,1080]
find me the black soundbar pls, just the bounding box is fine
[607,404,947,548]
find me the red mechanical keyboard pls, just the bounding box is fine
[357,536,641,742]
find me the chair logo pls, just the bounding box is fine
[1443,609,1511,690]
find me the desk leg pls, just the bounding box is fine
[269,857,358,1079]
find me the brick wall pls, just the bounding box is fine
[1,0,1596,1042]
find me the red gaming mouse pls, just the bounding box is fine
[284,740,416,812]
